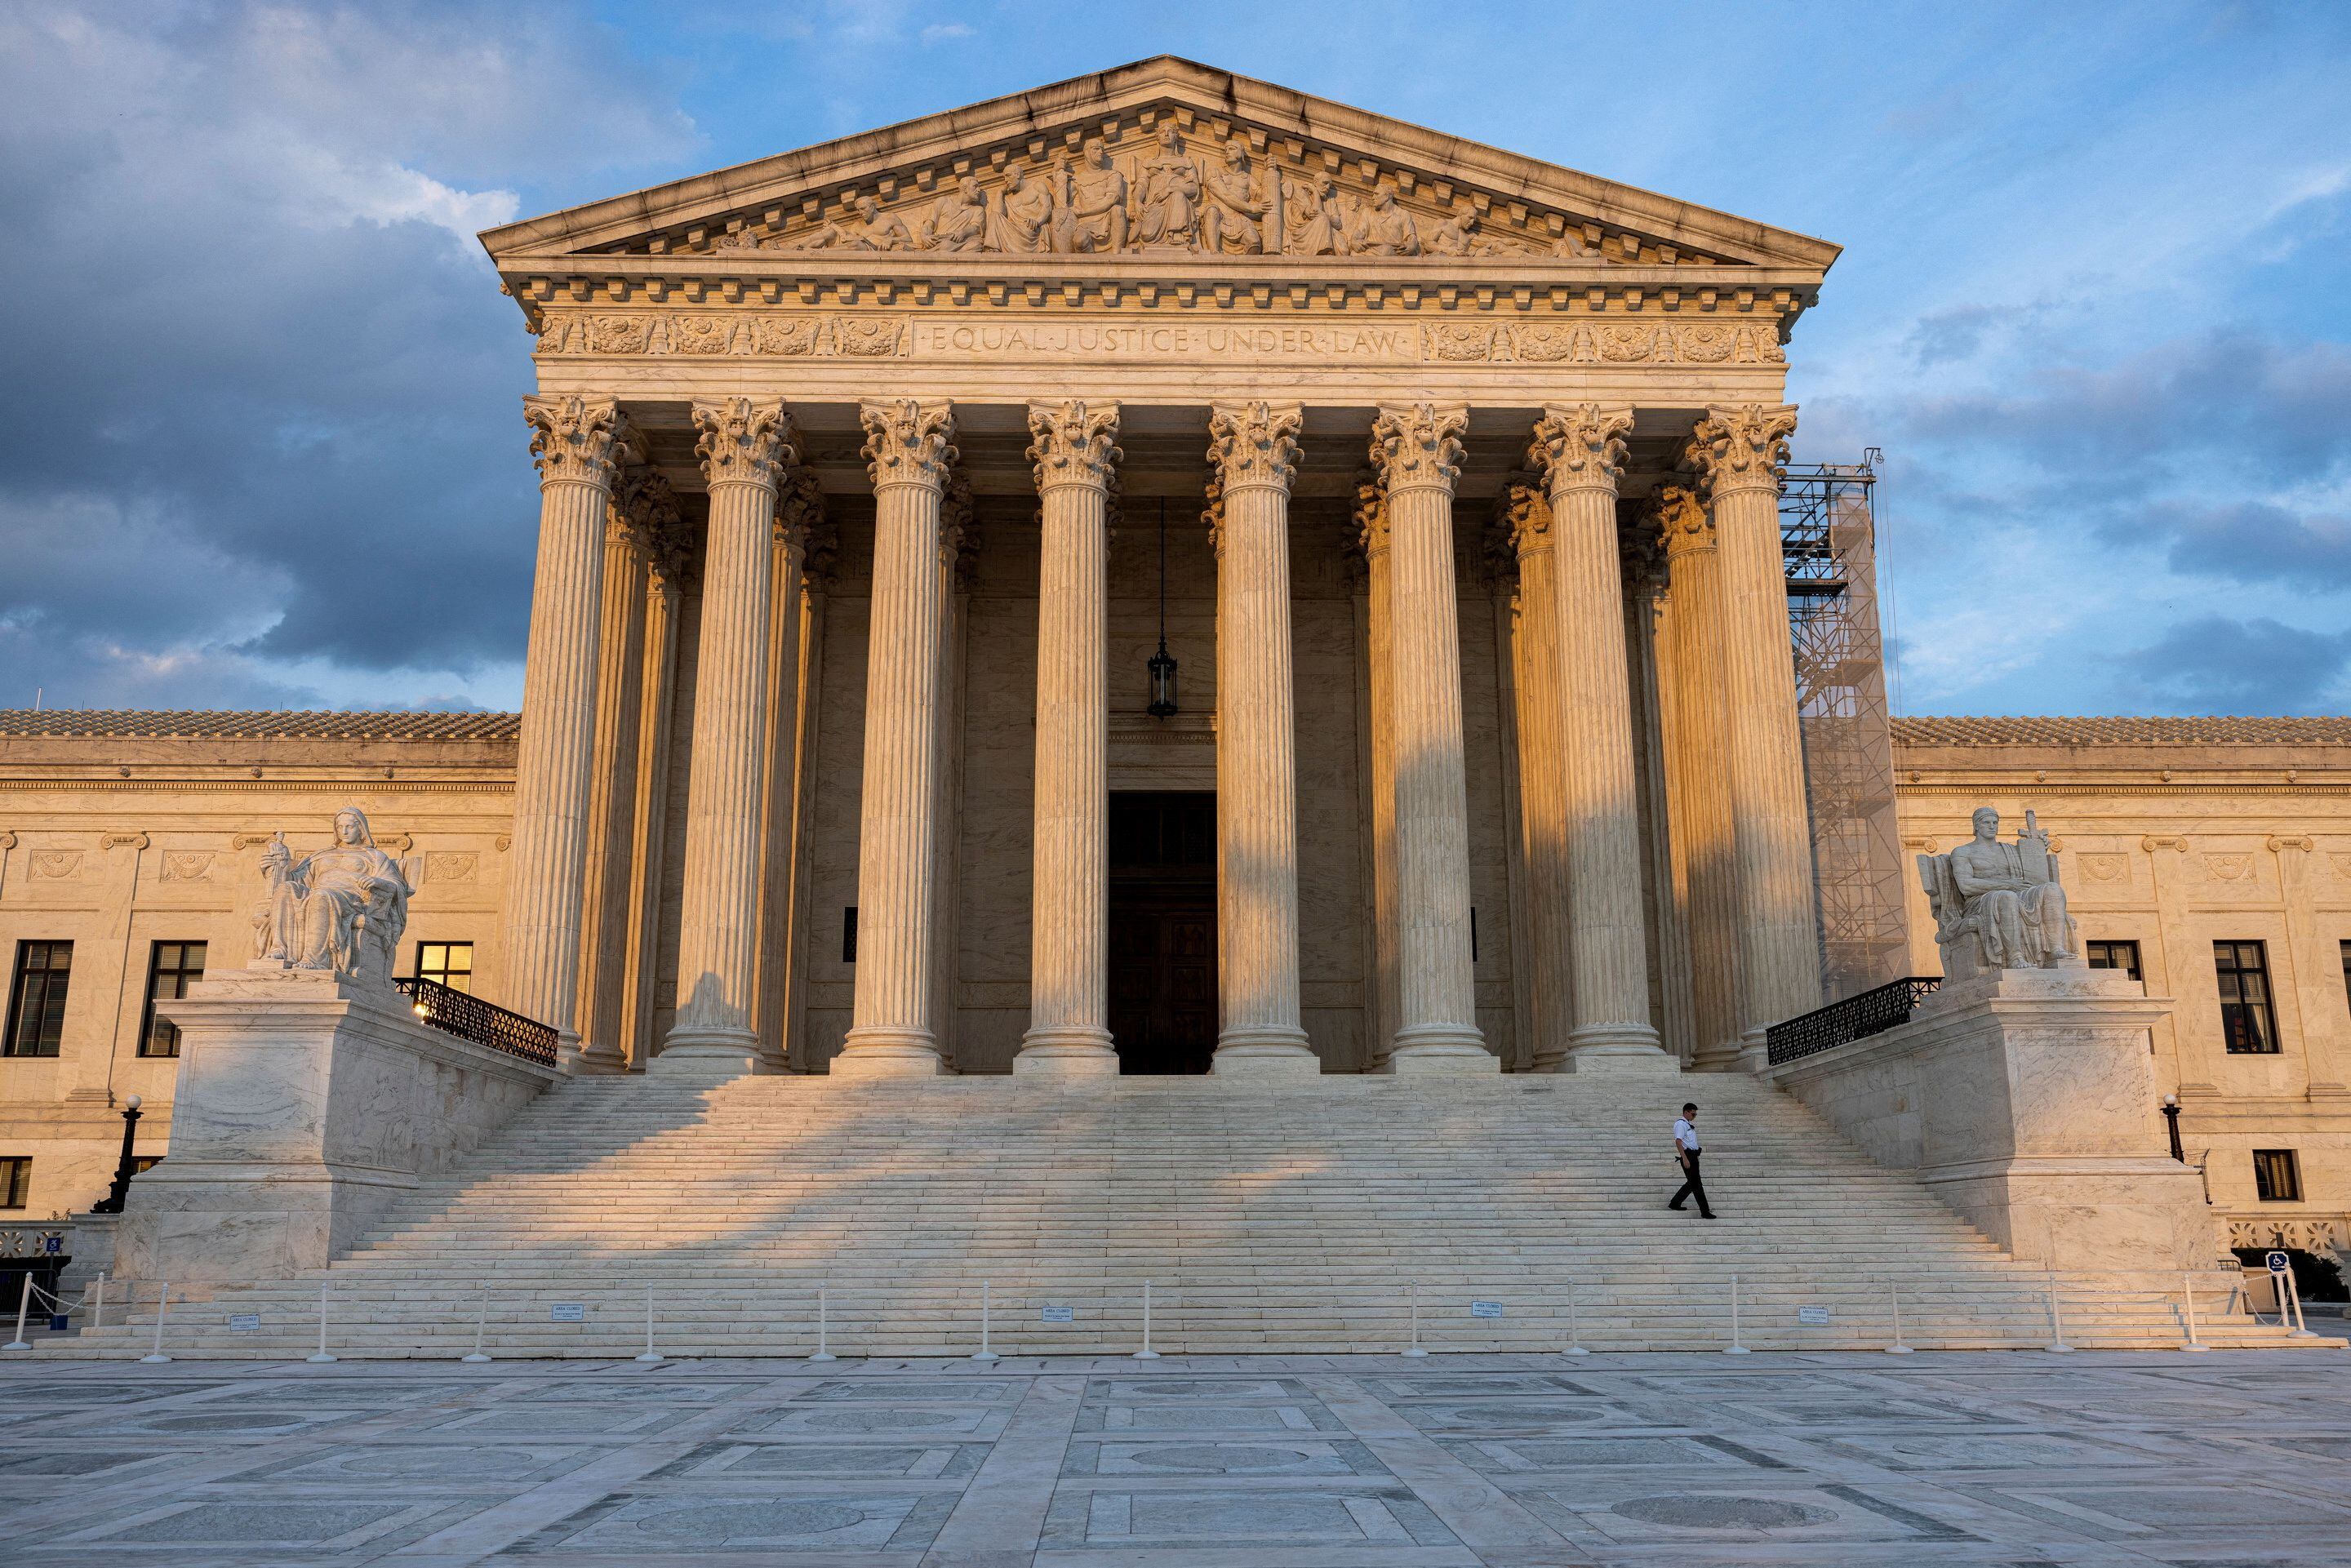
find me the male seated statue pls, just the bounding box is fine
[1918,806,2079,978]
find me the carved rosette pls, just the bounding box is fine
[523,395,628,491]
[1684,402,1798,498]
[1368,402,1469,495]
[1026,400,1122,493]
[1650,482,1713,558]
[860,398,957,491]
[1206,401,1304,493]
[1528,402,1633,495]
[692,398,795,494]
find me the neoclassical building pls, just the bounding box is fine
[2,61,2345,1277]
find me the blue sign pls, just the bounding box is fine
[1469,1300,1504,1319]
[2267,1250,2291,1274]
[1040,1305,1075,1322]
[550,1302,587,1323]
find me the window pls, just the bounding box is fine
[139,940,207,1058]
[2253,1148,2304,1202]
[2087,939,2143,981]
[2215,940,2280,1054]
[414,942,473,994]
[3,942,71,1058]
[129,1156,162,1177]
[0,1157,26,1209]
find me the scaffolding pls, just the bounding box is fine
[1783,458,1909,1001]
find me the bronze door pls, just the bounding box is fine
[1106,792,1216,1074]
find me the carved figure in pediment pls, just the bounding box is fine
[784,194,912,252]
[252,807,411,990]
[920,175,989,252]
[1060,139,1128,254]
[1918,806,2080,979]
[1132,126,1203,249]
[1283,175,1349,256]
[989,165,1055,253]
[711,224,765,252]
[1429,211,1474,255]
[1201,142,1270,255]
[1350,188,1421,256]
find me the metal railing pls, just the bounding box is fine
[393,976,558,1066]
[1765,975,1941,1066]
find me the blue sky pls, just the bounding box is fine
[2,1,2346,714]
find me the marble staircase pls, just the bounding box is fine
[64,1073,2318,1357]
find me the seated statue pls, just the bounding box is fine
[1918,806,2079,979]
[252,807,412,989]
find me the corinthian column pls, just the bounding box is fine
[1017,400,1122,1077]
[1369,402,1494,1073]
[1206,402,1317,1076]
[1685,404,1820,1062]
[838,398,957,1078]
[1353,474,1402,1069]
[504,395,627,1056]
[657,398,796,1079]
[1496,475,1574,1069]
[1656,483,1744,1070]
[1528,404,1672,1073]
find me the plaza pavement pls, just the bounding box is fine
[2,1349,2349,1566]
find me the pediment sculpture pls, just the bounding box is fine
[251,807,412,989]
[1918,807,2081,979]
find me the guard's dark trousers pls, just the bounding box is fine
[1669,1151,1713,1219]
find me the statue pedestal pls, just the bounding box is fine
[1769,966,2215,1270]
[114,969,562,1290]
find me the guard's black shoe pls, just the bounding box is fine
[1668,1202,1685,1211]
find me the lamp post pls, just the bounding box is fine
[2161,1092,2184,1164]
[91,1095,144,1215]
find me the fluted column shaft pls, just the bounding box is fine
[1658,486,1744,1069]
[504,395,626,1054]
[1355,484,1402,1069]
[574,509,649,1073]
[1371,403,1493,1073]
[1531,404,1669,1071]
[1499,482,1575,1069]
[839,399,957,1077]
[1206,402,1316,1074]
[659,398,796,1077]
[620,571,681,1068]
[1019,402,1122,1074]
[1688,405,1821,1060]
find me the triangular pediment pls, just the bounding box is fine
[481,58,1838,277]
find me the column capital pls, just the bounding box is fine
[1207,400,1304,492]
[1684,402,1798,497]
[524,394,629,491]
[1528,402,1633,495]
[1651,482,1715,558]
[1369,402,1468,494]
[775,467,825,556]
[1495,472,1553,559]
[692,398,795,493]
[1026,399,1122,492]
[860,398,957,491]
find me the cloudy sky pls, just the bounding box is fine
[2,1,2345,715]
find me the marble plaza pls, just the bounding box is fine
[7,1352,2351,1566]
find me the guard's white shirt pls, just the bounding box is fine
[1673,1117,1700,1153]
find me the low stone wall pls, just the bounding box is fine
[1768,966,2218,1271]
[114,969,561,1289]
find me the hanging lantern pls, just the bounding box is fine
[1146,499,1179,717]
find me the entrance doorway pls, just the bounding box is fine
[1108,792,1216,1074]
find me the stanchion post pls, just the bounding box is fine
[973,1279,999,1362]
[1724,1273,1750,1353]
[635,1281,663,1363]
[462,1283,492,1363]
[3,1273,30,1350]
[1402,1278,1427,1357]
[2043,1268,2073,1353]
[1887,1280,1913,1354]
[308,1281,339,1364]
[1133,1280,1159,1359]
[139,1281,172,1363]
[1562,1286,1589,1356]
[91,1272,106,1333]
[2180,1273,2210,1353]
[810,1285,835,1361]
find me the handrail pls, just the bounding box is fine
[393,976,558,1066]
[1766,976,1941,1066]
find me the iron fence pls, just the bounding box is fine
[393,976,558,1066]
[1765,975,1941,1065]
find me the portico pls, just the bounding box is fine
[478,58,1838,1079]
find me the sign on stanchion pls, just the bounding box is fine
[1470,1300,1503,1320]
[228,1313,261,1333]
[1039,1305,1074,1324]
[550,1302,587,1323]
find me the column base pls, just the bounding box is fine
[1736,1028,1771,1075]
[1211,1029,1319,1077]
[833,1029,947,1079]
[1389,1042,1500,1076]
[1015,1028,1120,1078]
[572,1037,629,1077]
[648,1037,758,1082]
[1563,1024,1678,1076]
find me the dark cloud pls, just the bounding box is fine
[2140,500,2351,592]
[0,2,696,708]
[2109,615,2351,714]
